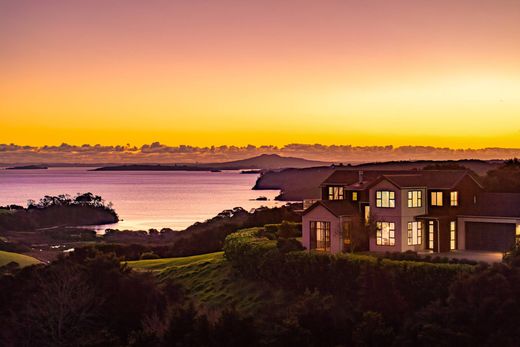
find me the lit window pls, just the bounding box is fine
[428,221,435,250]
[431,192,443,206]
[450,191,458,206]
[407,221,423,245]
[376,221,395,246]
[407,190,422,208]
[328,186,344,200]
[352,191,358,201]
[376,191,395,208]
[450,221,456,250]
[310,221,331,251]
[364,206,370,225]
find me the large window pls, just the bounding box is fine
[450,191,458,206]
[328,186,344,200]
[407,190,423,208]
[407,221,423,245]
[428,221,435,249]
[450,221,456,250]
[310,221,331,251]
[431,192,443,206]
[376,191,395,208]
[376,221,395,246]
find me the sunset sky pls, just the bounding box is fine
[1,0,520,148]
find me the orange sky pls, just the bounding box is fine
[1,0,520,148]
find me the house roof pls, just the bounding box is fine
[322,169,482,191]
[302,200,359,217]
[460,193,520,218]
[376,170,481,190]
[321,169,416,187]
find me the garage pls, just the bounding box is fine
[465,222,516,252]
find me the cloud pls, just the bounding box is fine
[1,143,520,165]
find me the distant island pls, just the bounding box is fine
[6,165,48,170]
[92,164,215,172]
[92,154,330,171]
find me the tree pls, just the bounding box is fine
[483,158,520,192]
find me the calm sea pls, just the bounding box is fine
[0,168,282,231]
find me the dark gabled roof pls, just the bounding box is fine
[302,200,359,217]
[322,169,482,191]
[379,170,481,190]
[321,169,415,187]
[460,193,520,218]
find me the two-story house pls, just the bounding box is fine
[302,169,520,253]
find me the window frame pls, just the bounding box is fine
[376,190,396,208]
[450,191,459,206]
[450,221,456,250]
[328,186,344,200]
[428,221,435,249]
[407,190,423,208]
[310,221,331,251]
[407,221,423,246]
[431,191,443,206]
[376,221,396,246]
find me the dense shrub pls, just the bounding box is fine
[224,228,473,318]
[263,221,302,238]
[140,251,160,260]
[277,238,305,253]
[382,251,479,265]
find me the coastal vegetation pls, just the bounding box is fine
[4,220,520,345]
[0,193,118,232]
[78,205,301,261]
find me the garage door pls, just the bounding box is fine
[465,222,515,251]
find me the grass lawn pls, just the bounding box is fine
[0,250,41,267]
[127,252,287,316]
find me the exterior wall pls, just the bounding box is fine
[457,216,520,250]
[428,176,483,217]
[302,205,343,253]
[368,182,430,252]
[369,180,402,252]
[400,188,428,252]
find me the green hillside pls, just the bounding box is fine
[127,251,287,316]
[0,250,41,267]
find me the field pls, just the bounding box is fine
[0,250,41,267]
[127,252,287,316]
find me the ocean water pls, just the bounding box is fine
[0,168,282,230]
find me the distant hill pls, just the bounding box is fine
[93,154,329,171]
[203,154,329,170]
[254,159,503,201]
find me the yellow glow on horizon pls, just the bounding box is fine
[2,1,520,148]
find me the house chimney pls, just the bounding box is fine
[358,170,364,183]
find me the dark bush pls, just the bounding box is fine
[140,251,160,260]
[277,238,305,253]
[224,228,473,317]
